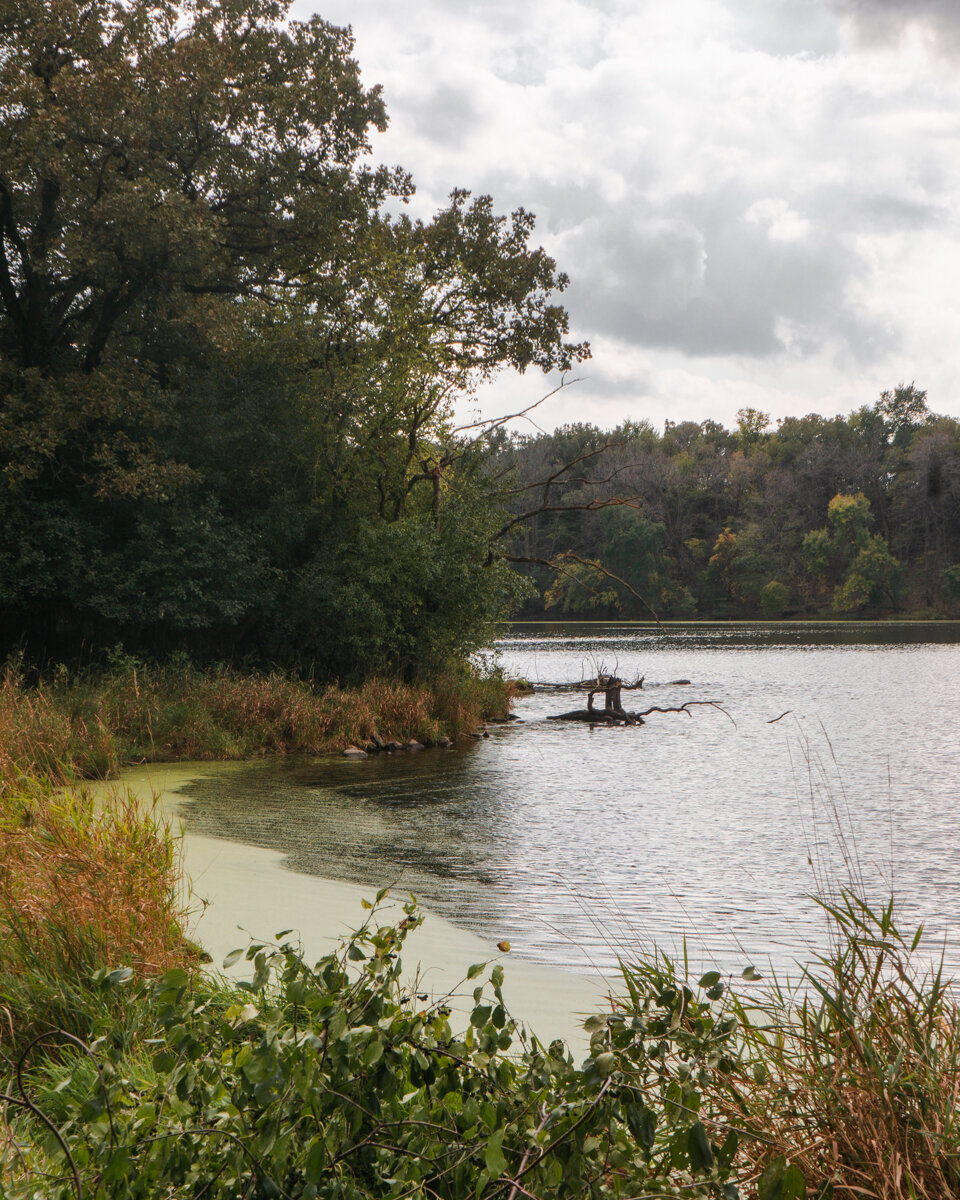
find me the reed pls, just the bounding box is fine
[710,890,960,1199]
[0,779,191,1054]
[0,657,514,793]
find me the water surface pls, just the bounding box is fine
[180,622,960,978]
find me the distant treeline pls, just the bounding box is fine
[496,384,960,620]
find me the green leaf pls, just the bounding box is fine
[471,1004,492,1028]
[625,1102,656,1151]
[304,1138,326,1184]
[162,967,189,989]
[466,961,485,980]
[687,1121,714,1171]
[347,944,367,962]
[593,1051,616,1076]
[742,965,762,981]
[698,970,721,988]
[484,1128,507,1178]
[758,1156,806,1200]
[222,948,244,969]
[103,1147,132,1184]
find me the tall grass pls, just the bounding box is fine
[0,779,191,1055]
[711,890,960,1199]
[0,657,514,794]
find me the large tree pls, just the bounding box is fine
[0,0,585,672]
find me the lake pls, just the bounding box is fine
[179,622,960,981]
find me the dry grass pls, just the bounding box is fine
[717,892,960,1199]
[0,781,192,1053]
[0,659,514,794]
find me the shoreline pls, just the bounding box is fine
[101,762,611,1053]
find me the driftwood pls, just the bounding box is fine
[549,701,729,725]
[548,673,645,724]
[548,708,645,725]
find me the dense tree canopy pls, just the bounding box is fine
[0,0,586,674]
[497,385,960,621]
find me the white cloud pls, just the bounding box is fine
[294,0,960,428]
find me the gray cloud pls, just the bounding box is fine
[404,83,482,147]
[826,0,960,49]
[301,0,960,423]
[561,188,888,360]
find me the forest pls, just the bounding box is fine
[497,385,960,621]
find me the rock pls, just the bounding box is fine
[405,740,424,751]
[370,732,385,749]
[384,741,403,752]
[482,730,490,738]
[342,745,367,758]
[668,678,692,685]
[437,735,453,748]
[468,732,482,740]
[364,742,379,754]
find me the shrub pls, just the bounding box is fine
[760,580,789,618]
[3,903,743,1199]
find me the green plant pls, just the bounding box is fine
[760,580,789,618]
[3,901,745,1199]
[0,781,191,1053]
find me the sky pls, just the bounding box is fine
[294,0,960,434]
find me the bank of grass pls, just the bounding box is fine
[0,658,514,791]
[0,778,192,1055]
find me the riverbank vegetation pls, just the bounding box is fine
[497,386,960,621]
[3,778,959,1199]
[0,658,513,791]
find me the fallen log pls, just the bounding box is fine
[548,699,734,727]
[548,709,644,725]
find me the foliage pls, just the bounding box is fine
[0,0,586,677]
[833,536,901,613]
[826,493,873,550]
[759,580,788,618]
[941,564,960,603]
[496,387,960,620]
[544,560,619,614]
[2,902,745,1200]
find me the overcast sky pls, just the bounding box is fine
[294,0,960,433]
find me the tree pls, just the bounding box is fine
[0,0,586,672]
[875,382,932,447]
[833,535,901,612]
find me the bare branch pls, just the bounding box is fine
[451,376,583,445]
[494,496,640,542]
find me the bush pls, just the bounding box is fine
[2,903,743,1199]
[760,580,789,618]
[715,891,960,1199]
